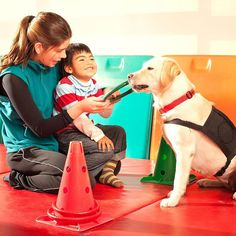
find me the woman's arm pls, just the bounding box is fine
[2,74,110,137]
[2,74,72,137]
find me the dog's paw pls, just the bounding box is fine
[160,197,179,208]
[233,192,236,200]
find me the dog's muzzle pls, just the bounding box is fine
[128,74,149,91]
[133,84,149,91]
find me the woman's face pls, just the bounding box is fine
[34,39,70,67]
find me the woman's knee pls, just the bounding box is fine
[33,150,66,175]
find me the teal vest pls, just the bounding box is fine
[0,60,60,153]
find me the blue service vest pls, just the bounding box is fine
[0,60,60,153]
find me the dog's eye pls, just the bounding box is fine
[147,67,154,70]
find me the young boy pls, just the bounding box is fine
[53,43,126,188]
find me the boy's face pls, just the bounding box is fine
[65,51,97,82]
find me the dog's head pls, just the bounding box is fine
[128,57,181,95]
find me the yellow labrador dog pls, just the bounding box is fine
[128,57,236,207]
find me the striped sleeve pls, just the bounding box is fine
[54,77,80,115]
[91,78,104,97]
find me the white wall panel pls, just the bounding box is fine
[0,0,236,55]
[211,0,236,16]
[210,40,236,54]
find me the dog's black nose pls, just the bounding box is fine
[128,74,134,80]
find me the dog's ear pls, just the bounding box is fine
[170,62,181,78]
[160,61,181,88]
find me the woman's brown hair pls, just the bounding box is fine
[0,12,72,72]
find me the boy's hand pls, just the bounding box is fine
[103,88,121,103]
[97,136,114,152]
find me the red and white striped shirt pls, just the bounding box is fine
[53,75,106,141]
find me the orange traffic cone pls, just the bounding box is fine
[36,141,112,231]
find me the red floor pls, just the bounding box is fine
[0,158,236,236]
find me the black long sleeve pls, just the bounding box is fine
[1,74,73,137]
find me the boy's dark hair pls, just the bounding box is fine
[60,43,92,77]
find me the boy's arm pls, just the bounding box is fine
[73,113,105,142]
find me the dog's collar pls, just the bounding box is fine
[159,89,195,114]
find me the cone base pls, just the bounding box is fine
[140,173,196,186]
[36,199,112,232]
[36,213,113,232]
[50,200,101,220]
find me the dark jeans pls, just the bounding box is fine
[6,146,101,192]
[6,125,126,193]
[7,147,66,193]
[56,124,126,176]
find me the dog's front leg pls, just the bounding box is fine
[160,150,194,207]
[160,125,196,207]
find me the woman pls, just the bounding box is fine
[0,12,125,193]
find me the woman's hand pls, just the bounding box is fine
[97,135,114,152]
[80,96,110,113]
[67,96,110,120]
